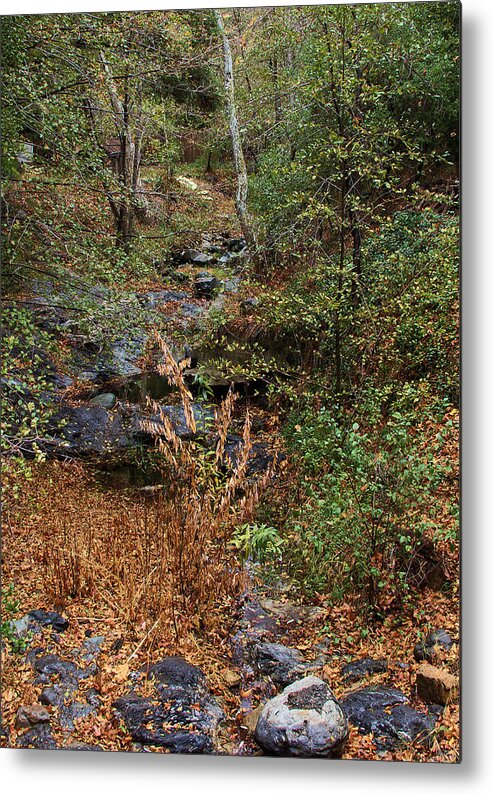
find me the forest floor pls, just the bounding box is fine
[1,165,460,762]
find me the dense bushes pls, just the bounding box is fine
[283,387,458,608]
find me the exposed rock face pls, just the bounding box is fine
[49,405,131,456]
[414,629,454,662]
[341,658,388,683]
[254,676,348,758]
[340,686,437,750]
[113,657,224,754]
[416,663,459,705]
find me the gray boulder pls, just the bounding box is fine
[255,676,348,757]
[340,686,437,750]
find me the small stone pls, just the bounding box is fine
[90,393,116,409]
[28,610,69,633]
[342,658,388,683]
[15,705,51,729]
[190,252,211,265]
[194,275,219,299]
[241,704,264,734]
[222,668,241,688]
[414,629,454,662]
[416,663,459,705]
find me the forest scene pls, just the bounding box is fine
[0,2,460,762]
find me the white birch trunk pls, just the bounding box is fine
[214,10,256,247]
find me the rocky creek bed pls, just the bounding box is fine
[2,233,459,758]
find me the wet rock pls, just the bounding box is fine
[252,642,312,688]
[414,629,454,662]
[227,237,247,253]
[49,405,131,457]
[17,723,57,750]
[114,656,224,753]
[342,658,388,683]
[58,691,101,732]
[340,686,437,750]
[33,653,86,681]
[255,677,348,758]
[222,437,282,478]
[194,275,219,299]
[90,393,116,409]
[28,610,69,633]
[416,663,459,706]
[15,705,51,729]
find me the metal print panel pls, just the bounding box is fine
[1,1,460,762]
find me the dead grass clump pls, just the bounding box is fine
[42,333,272,641]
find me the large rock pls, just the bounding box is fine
[416,663,459,706]
[49,405,131,456]
[340,686,437,750]
[113,656,224,753]
[254,676,348,757]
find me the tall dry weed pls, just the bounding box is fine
[42,332,273,641]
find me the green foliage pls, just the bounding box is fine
[231,523,285,564]
[283,391,458,605]
[355,210,459,403]
[0,584,31,654]
[1,306,58,491]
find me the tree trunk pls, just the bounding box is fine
[214,10,256,248]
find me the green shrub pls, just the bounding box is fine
[283,392,458,607]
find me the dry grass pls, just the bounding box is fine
[14,334,273,644]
